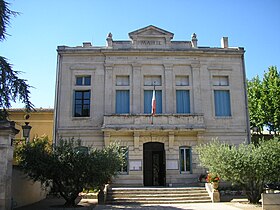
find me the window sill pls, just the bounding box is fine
[72,116,91,120]
[215,116,232,119]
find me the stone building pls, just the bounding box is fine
[54,25,249,187]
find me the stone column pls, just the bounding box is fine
[164,64,173,113]
[191,63,202,113]
[104,64,113,114]
[133,132,140,151]
[132,64,141,114]
[168,132,174,152]
[0,121,19,210]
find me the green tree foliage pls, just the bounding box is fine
[261,66,280,134]
[196,138,280,204]
[247,76,264,133]
[16,137,123,207]
[0,0,33,120]
[247,66,280,135]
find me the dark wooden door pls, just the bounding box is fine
[143,142,165,186]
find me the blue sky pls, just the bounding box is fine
[1,0,280,108]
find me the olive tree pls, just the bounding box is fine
[196,138,280,204]
[16,137,123,207]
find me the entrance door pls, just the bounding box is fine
[143,142,165,186]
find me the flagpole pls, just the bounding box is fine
[151,82,156,124]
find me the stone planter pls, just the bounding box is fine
[212,182,219,191]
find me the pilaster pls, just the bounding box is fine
[132,64,141,114]
[104,132,111,147]
[133,132,140,151]
[104,64,113,114]
[168,132,175,152]
[164,64,173,113]
[191,63,202,113]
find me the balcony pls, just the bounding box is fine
[102,114,205,132]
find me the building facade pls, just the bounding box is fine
[54,25,249,187]
[8,108,54,142]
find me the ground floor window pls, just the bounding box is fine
[119,146,128,174]
[180,147,192,173]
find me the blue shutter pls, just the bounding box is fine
[144,90,152,114]
[144,90,162,114]
[116,90,130,114]
[214,90,231,116]
[155,90,162,114]
[176,90,190,113]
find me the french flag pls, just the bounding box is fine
[151,89,156,116]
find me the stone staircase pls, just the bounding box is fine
[106,187,211,204]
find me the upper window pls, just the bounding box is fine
[214,90,231,116]
[144,90,162,114]
[116,76,129,86]
[144,76,161,86]
[116,90,130,114]
[176,90,190,113]
[176,76,189,86]
[213,76,229,86]
[74,90,90,117]
[180,147,192,173]
[76,76,91,86]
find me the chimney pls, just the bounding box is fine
[83,42,92,48]
[191,33,198,48]
[221,37,228,48]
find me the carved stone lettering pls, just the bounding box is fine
[139,40,161,45]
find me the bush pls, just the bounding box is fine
[16,137,123,207]
[196,138,280,204]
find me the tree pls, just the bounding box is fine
[196,138,280,204]
[0,0,33,120]
[261,66,280,134]
[247,76,264,133]
[247,66,280,135]
[16,137,124,207]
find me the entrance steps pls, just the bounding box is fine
[106,187,211,204]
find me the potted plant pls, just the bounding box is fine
[206,173,220,191]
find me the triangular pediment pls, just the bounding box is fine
[129,25,174,39]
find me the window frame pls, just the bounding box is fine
[211,74,232,118]
[115,90,130,114]
[73,90,91,117]
[179,146,192,173]
[119,146,129,175]
[75,75,91,86]
[214,90,231,117]
[176,90,190,114]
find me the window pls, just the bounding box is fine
[144,90,162,114]
[180,147,191,173]
[213,76,229,86]
[76,76,91,86]
[116,76,129,86]
[176,76,189,86]
[74,90,90,117]
[119,147,128,174]
[214,90,231,116]
[176,90,190,113]
[116,90,130,114]
[144,76,161,86]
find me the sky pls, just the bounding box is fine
[1,0,280,109]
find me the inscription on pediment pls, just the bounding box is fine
[129,25,174,48]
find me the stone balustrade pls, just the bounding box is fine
[102,114,205,131]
